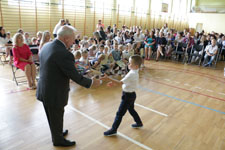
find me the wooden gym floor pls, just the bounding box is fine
[0,60,225,150]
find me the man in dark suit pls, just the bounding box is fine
[36,25,101,147]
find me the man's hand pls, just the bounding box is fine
[100,73,108,81]
[107,81,114,87]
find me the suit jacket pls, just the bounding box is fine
[36,39,92,107]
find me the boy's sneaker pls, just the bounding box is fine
[131,123,143,128]
[104,129,117,136]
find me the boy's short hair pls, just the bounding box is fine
[81,50,88,54]
[132,43,137,49]
[118,45,123,49]
[32,37,37,41]
[99,44,104,48]
[98,54,106,60]
[83,41,88,46]
[74,50,81,57]
[113,41,118,45]
[89,45,97,50]
[104,45,109,49]
[130,55,142,68]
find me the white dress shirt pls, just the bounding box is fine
[121,69,139,92]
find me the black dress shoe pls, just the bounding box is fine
[63,129,68,136]
[53,139,76,147]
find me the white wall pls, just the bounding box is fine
[188,13,225,34]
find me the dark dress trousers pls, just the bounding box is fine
[36,39,92,143]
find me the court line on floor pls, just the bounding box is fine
[219,93,225,96]
[142,73,224,98]
[148,68,225,84]
[0,77,14,83]
[138,86,225,115]
[146,79,225,102]
[135,103,168,117]
[150,62,222,78]
[68,106,153,150]
[150,63,225,83]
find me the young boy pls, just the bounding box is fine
[103,55,143,136]
[95,44,105,58]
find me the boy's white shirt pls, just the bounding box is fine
[121,69,139,93]
[79,57,89,65]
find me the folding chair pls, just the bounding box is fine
[172,42,187,63]
[11,64,27,86]
[0,47,7,65]
[202,45,221,68]
[29,45,39,62]
[188,44,204,66]
[29,45,40,79]
[212,47,222,68]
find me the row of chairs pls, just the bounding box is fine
[162,42,222,68]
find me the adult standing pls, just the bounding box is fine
[36,25,101,147]
[96,19,104,31]
[53,19,65,38]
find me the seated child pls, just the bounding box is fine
[95,44,105,58]
[74,50,87,75]
[122,44,132,73]
[90,54,105,70]
[79,50,90,73]
[72,44,80,54]
[105,40,112,52]
[81,41,89,52]
[88,45,97,58]
[111,43,125,75]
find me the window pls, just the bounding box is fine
[151,0,162,13]
[8,0,48,6]
[135,0,149,17]
[117,0,133,15]
[58,0,85,12]
[90,0,113,14]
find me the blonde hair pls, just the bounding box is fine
[13,33,24,46]
[74,50,81,58]
[118,45,123,50]
[98,54,106,60]
[104,45,109,50]
[37,31,42,38]
[89,45,97,51]
[81,50,88,55]
[40,31,51,48]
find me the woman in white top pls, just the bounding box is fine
[0,27,8,49]
[0,27,13,63]
[53,19,65,38]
